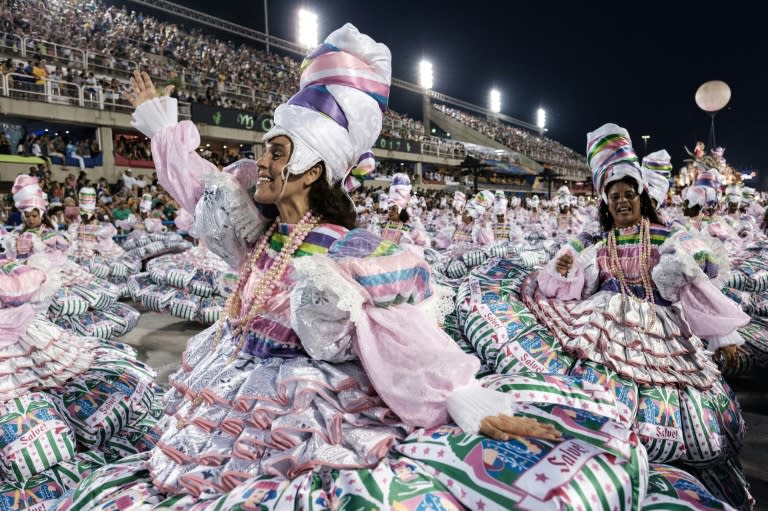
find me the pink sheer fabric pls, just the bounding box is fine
[150,120,217,214]
[537,246,586,301]
[537,263,585,302]
[680,278,750,337]
[354,304,479,428]
[0,304,36,346]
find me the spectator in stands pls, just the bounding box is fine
[0,133,10,154]
[49,181,64,201]
[46,136,66,162]
[134,174,147,191]
[65,138,86,170]
[6,206,23,227]
[121,168,136,191]
[62,174,77,199]
[47,204,65,228]
[63,196,80,225]
[31,59,47,91]
[111,198,132,221]
[96,203,113,223]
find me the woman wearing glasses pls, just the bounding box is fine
[523,123,753,509]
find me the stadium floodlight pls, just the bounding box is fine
[489,89,501,113]
[419,60,433,90]
[536,108,547,129]
[297,9,318,49]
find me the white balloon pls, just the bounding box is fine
[695,80,731,112]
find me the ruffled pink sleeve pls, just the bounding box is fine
[150,120,217,214]
[355,303,480,428]
[680,279,750,338]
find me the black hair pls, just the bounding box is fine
[307,164,357,229]
[598,176,663,231]
[399,208,410,223]
[80,213,98,224]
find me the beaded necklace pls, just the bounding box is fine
[606,218,656,333]
[211,211,320,362]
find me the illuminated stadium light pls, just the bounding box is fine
[419,60,433,90]
[489,89,501,113]
[536,108,547,129]
[297,9,318,49]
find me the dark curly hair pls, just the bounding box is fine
[307,163,357,229]
[598,176,663,231]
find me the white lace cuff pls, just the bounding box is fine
[131,97,178,139]
[651,237,707,302]
[292,256,365,323]
[446,382,515,435]
[706,330,745,352]
[417,282,455,326]
[290,278,356,363]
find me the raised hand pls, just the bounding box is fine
[480,414,563,442]
[122,70,174,108]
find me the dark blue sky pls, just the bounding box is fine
[133,1,766,180]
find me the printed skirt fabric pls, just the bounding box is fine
[126,247,236,325]
[447,258,750,508]
[0,322,161,508]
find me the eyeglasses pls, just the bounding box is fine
[608,191,638,203]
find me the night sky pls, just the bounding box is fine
[132,1,767,183]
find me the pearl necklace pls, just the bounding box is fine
[607,218,657,333]
[212,211,320,362]
[176,212,319,429]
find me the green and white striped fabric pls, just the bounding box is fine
[49,289,89,318]
[0,393,76,483]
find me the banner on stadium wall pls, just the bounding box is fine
[375,136,421,154]
[190,104,274,132]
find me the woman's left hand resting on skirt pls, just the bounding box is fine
[480,414,563,442]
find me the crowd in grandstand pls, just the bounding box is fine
[435,103,588,173]
[1,0,586,169]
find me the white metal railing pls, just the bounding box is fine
[21,36,87,68]
[0,33,23,55]
[1,72,191,120]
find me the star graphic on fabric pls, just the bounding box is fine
[437,449,445,458]
[411,446,417,454]
[535,473,549,482]
[285,495,294,502]
[528,392,535,399]
[514,392,521,399]
[591,494,598,503]
[424,447,431,455]
[476,500,486,510]
[576,473,585,482]
[461,489,467,498]
[652,496,659,502]
[447,479,454,487]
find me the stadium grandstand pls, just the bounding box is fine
[0,0,589,198]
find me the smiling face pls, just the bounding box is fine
[254,136,320,209]
[606,180,641,228]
